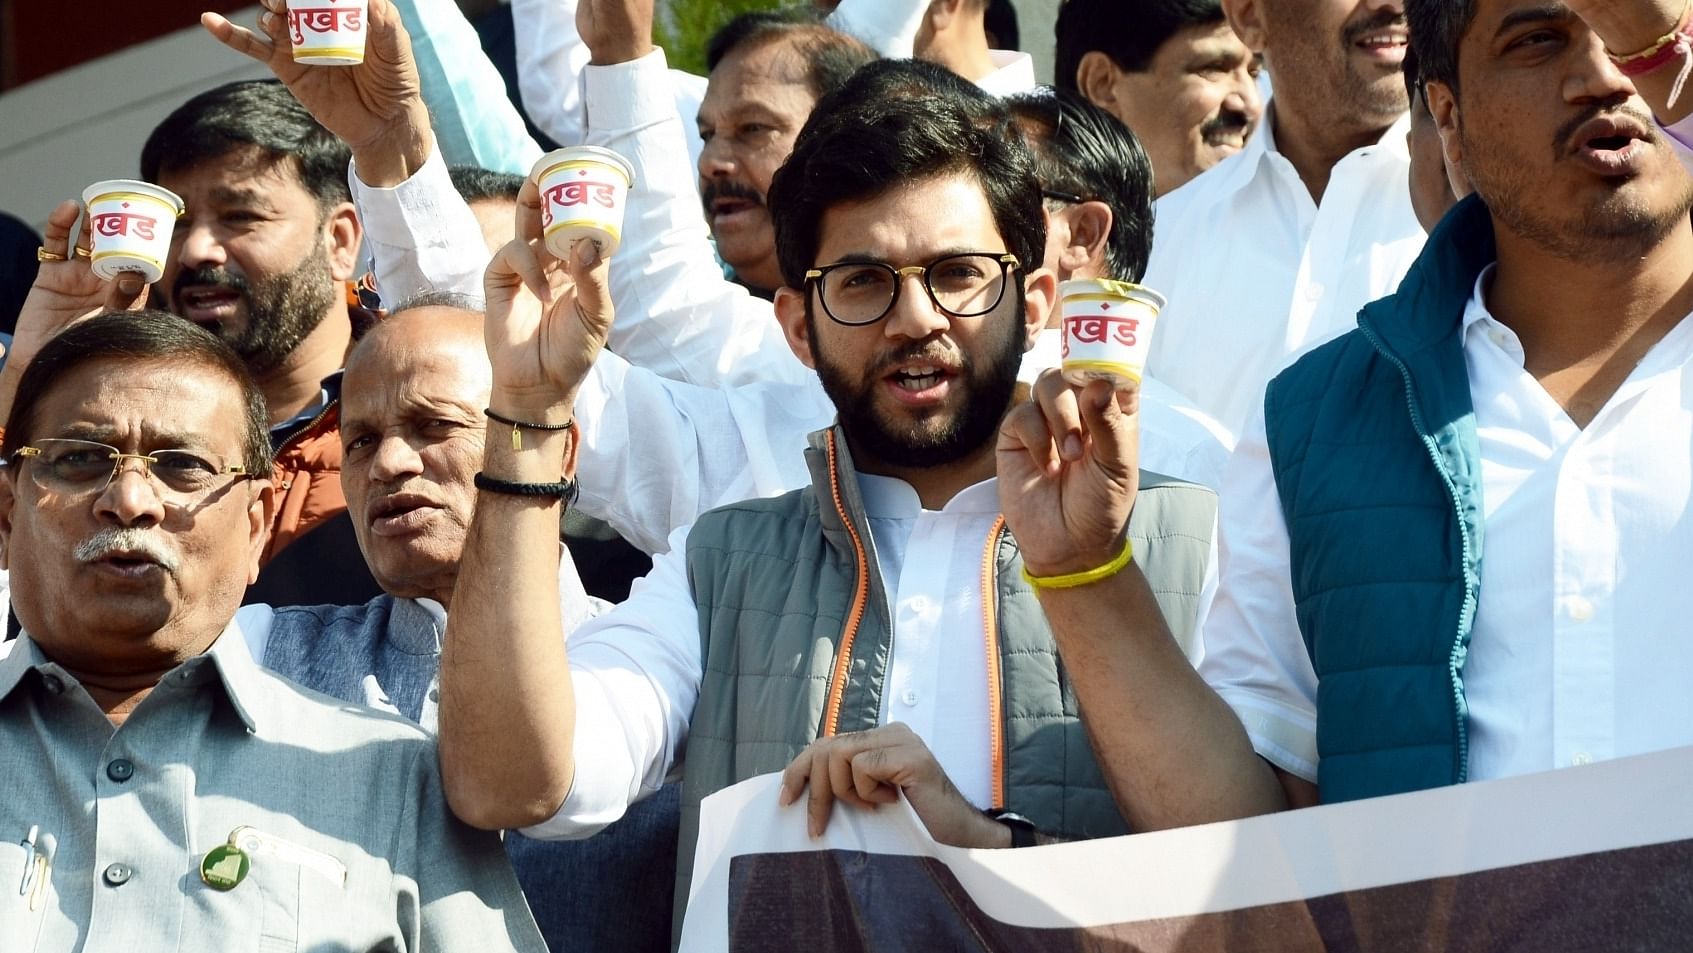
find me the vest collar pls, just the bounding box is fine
[1357,194,1497,434]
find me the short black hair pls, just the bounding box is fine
[449,166,526,205]
[831,57,994,110]
[1007,89,1155,282]
[2,311,272,477]
[140,80,352,211]
[769,62,1044,291]
[1056,0,1225,93]
[705,10,878,100]
[1405,0,1478,95]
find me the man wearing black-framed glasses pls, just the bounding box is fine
[438,78,1220,937]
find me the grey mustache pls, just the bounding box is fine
[73,528,181,573]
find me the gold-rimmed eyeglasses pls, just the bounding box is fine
[10,438,251,502]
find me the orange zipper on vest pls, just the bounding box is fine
[979,515,1008,810]
[821,433,870,737]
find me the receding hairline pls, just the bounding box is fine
[344,307,487,377]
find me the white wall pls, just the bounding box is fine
[0,8,269,233]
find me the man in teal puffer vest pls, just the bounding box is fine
[435,68,1218,939]
[1016,0,1693,832]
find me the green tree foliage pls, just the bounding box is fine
[653,0,800,75]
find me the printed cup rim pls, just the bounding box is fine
[82,180,185,216]
[532,146,636,190]
[1058,278,1166,311]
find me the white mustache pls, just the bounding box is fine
[73,527,181,573]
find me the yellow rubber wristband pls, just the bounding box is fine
[1021,537,1134,590]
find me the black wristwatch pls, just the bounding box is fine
[986,809,1039,848]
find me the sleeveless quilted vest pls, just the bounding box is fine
[672,426,1217,934]
[1262,197,1494,803]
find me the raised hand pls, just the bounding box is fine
[777,724,1013,848]
[1564,0,1683,57]
[202,0,432,184]
[483,179,615,421]
[996,372,1140,577]
[577,0,655,66]
[0,200,150,419]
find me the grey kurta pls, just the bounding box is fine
[0,623,545,953]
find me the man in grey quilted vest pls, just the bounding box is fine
[437,79,1218,934]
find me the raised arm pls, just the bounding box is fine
[438,213,611,828]
[997,371,1306,831]
[389,0,543,173]
[576,0,811,387]
[0,202,148,425]
[205,0,490,302]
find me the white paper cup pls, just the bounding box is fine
[286,0,369,66]
[1059,279,1167,388]
[80,180,185,284]
[531,146,636,259]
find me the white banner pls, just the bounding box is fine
[680,746,1693,951]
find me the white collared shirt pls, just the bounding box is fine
[531,474,1011,839]
[1199,267,1693,783]
[1143,107,1426,437]
[974,50,1038,96]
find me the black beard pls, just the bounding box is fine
[809,297,1025,470]
[172,243,336,376]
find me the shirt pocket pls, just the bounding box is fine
[195,831,354,953]
[0,840,52,950]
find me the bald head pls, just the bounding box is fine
[341,305,492,606]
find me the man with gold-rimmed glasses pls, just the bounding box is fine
[0,311,546,950]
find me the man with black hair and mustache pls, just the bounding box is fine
[140,80,382,606]
[1009,0,1693,830]
[1141,0,1428,437]
[1056,0,1264,196]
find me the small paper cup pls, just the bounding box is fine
[286,0,369,66]
[1059,279,1167,388]
[80,180,185,284]
[531,146,636,259]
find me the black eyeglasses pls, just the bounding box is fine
[1040,188,1085,205]
[803,252,1021,327]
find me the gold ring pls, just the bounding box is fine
[74,246,92,260]
[36,247,67,262]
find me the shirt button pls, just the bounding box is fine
[41,674,64,694]
[106,758,135,783]
[103,863,133,887]
[901,689,920,707]
[1567,597,1594,622]
[428,687,440,703]
[906,597,929,615]
[1571,751,1593,767]
[1304,284,1325,302]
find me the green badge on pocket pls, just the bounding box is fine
[200,843,250,891]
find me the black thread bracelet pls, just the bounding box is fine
[485,408,574,451]
[474,472,580,505]
[484,408,574,431]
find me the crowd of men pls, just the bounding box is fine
[3,0,1691,947]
